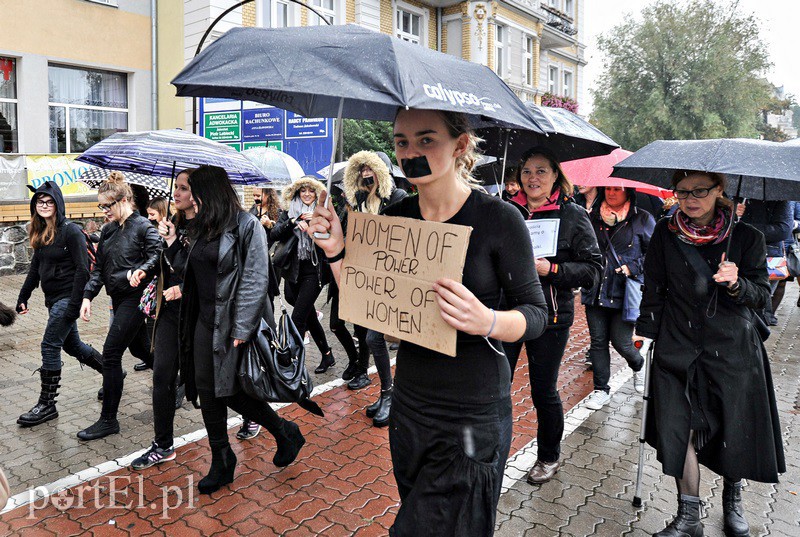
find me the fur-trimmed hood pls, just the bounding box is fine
[280,176,327,210]
[342,151,394,208]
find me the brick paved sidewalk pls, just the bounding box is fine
[1,272,798,536]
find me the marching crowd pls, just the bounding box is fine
[3,107,796,536]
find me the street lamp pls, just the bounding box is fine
[191,0,332,134]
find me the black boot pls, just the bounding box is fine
[341,360,359,381]
[273,420,306,467]
[365,392,382,418]
[198,445,237,495]
[654,494,704,537]
[77,417,120,441]
[722,479,749,536]
[348,344,372,390]
[372,388,392,427]
[76,347,103,373]
[17,369,61,427]
[314,349,335,374]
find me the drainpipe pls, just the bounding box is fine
[437,8,442,51]
[151,0,158,129]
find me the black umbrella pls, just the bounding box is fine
[611,138,800,201]
[477,103,619,164]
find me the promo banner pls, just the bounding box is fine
[26,154,94,197]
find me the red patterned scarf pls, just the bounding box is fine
[668,207,733,245]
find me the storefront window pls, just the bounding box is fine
[48,64,128,153]
[0,57,19,153]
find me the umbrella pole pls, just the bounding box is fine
[314,97,344,240]
[167,161,177,217]
[724,175,743,260]
[496,130,510,196]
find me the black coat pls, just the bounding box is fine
[582,206,656,309]
[170,212,272,405]
[636,219,785,482]
[270,210,331,287]
[83,211,161,300]
[509,194,602,329]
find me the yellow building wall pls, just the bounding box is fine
[380,0,393,35]
[346,0,356,23]
[157,0,184,130]
[242,2,257,26]
[0,0,151,71]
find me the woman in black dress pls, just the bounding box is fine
[309,108,548,536]
[160,165,305,495]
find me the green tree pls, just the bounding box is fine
[590,0,771,150]
[792,104,800,130]
[342,119,395,161]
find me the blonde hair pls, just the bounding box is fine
[147,197,169,220]
[98,170,132,202]
[438,111,484,190]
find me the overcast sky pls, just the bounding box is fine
[583,0,799,114]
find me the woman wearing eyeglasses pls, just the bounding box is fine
[15,181,104,427]
[77,171,162,441]
[636,170,785,537]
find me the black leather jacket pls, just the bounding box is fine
[83,211,162,300]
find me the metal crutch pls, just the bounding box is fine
[632,339,654,507]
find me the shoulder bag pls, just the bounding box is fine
[602,226,642,323]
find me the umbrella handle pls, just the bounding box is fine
[315,97,345,240]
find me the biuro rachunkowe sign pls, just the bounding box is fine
[339,212,472,357]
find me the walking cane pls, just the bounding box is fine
[632,338,654,508]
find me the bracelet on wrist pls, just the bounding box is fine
[325,248,346,263]
[485,308,497,338]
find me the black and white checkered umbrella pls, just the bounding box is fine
[78,167,170,198]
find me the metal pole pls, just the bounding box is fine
[632,339,653,507]
[191,0,333,134]
[313,97,344,240]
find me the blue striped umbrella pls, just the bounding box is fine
[75,129,269,184]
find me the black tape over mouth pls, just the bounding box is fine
[400,156,432,178]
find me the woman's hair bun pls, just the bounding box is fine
[106,170,125,184]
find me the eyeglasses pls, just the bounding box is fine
[97,200,119,212]
[673,186,716,200]
[35,200,56,208]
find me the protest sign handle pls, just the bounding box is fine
[314,97,345,240]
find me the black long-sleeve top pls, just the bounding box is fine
[383,190,548,406]
[17,222,89,315]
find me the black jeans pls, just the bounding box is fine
[366,329,392,390]
[284,262,330,355]
[152,304,180,448]
[329,288,359,363]
[503,326,570,463]
[41,297,94,371]
[101,294,152,420]
[585,305,644,393]
[389,391,512,536]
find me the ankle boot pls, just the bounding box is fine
[18,369,61,427]
[654,494,703,537]
[314,349,335,374]
[366,392,383,418]
[722,479,749,536]
[76,347,103,373]
[341,360,359,381]
[372,388,392,427]
[273,420,306,467]
[198,445,237,494]
[77,417,120,441]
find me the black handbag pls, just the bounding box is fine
[786,241,800,278]
[602,226,643,323]
[237,309,324,416]
[272,234,298,271]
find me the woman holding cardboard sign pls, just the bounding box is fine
[504,147,602,485]
[309,108,548,536]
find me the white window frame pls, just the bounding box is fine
[562,69,574,98]
[548,65,559,94]
[272,0,291,27]
[494,23,507,78]
[395,2,427,47]
[308,0,337,26]
[48,65,128,154]
[0,56,19,153]
[396,9,422,44]
[564,0,574,17]
[523,35,534,87]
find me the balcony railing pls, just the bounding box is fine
[540,3,577,36]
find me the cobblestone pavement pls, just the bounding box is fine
[0,273,797,535]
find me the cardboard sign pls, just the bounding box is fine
[525,218,560,258]
[339,212,472,357]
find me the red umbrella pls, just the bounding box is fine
[562,148,672,199]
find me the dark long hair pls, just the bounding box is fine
[29,193,58,249]
[186,165,242,240]
[517,146,573,196]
